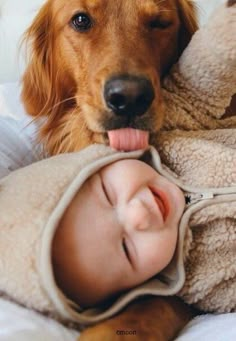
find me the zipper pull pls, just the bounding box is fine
[185,192,214,205]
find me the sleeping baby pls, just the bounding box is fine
[0,136,236,328]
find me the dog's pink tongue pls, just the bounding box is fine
[108,128,149,151]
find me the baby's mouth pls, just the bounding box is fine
[149,187,169,221]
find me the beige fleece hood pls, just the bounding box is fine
[1,140,236,327]
[0,143,194,326]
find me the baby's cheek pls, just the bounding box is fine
[140,241,163,277]
[148,236,175,273]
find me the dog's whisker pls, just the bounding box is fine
[47,96,78,113]
[157,0,167,6]
[26,95,77,128]
[158,9,174,14]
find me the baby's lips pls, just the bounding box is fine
[149,187,170,222]
[108,128,149,151]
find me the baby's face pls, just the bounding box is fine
[59,159,185,307]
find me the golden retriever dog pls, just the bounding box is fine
[22,0,198,154]
[21,0,201,339]
[80,296,198,341]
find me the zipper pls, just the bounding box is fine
[185,192,214,206]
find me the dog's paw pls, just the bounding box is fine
[79,321,166,341]
[80,324,115,341]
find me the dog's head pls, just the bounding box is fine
[21,0,198,154]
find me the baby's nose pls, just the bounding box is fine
[119,198,156,233]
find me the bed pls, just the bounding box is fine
[0,1,235,340]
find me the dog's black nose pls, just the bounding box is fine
[104,75,155,117]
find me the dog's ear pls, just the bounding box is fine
[21,1,75,121]
[177,0,199,55]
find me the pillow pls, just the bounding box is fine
[0,82,42,179]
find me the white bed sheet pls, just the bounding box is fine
[0,296,235,341]
[0,298,79,341]
[176,313,236,341]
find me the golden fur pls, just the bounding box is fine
[22,0,198,155]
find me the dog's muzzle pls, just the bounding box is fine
[104,74,155,118]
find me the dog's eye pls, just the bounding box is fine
[148,17,172,30]
[71,12,92,32]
